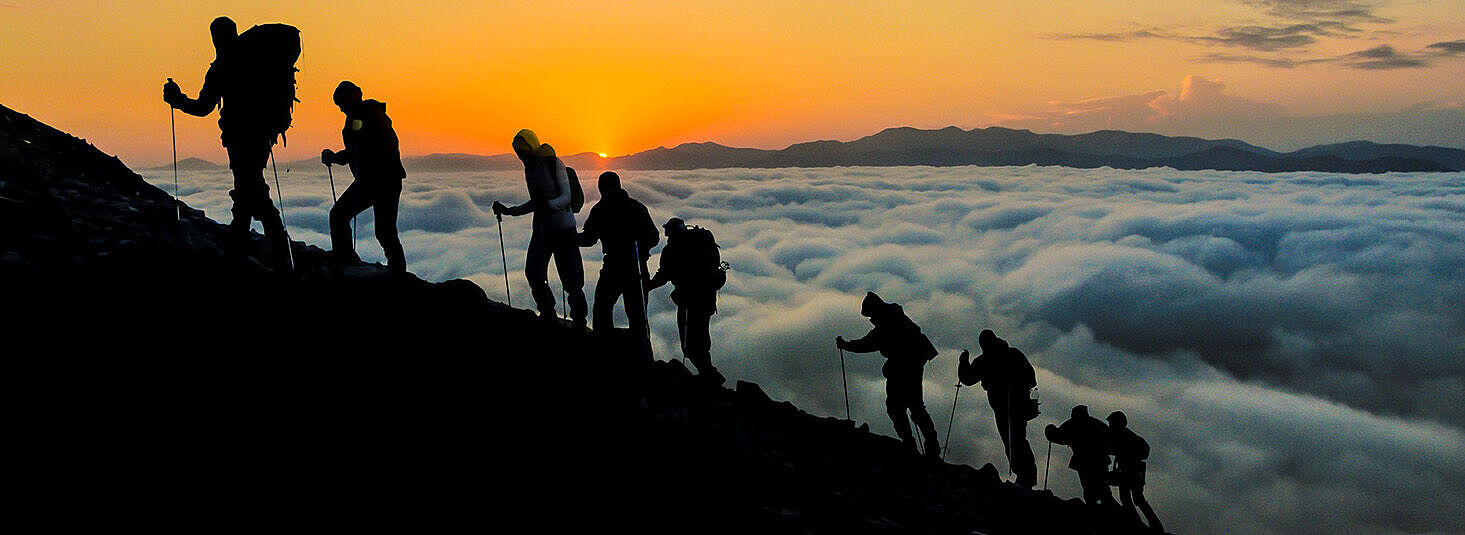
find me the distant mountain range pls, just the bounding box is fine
[247,126,1463,174]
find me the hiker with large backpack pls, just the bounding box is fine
[163,16,298,271]
[320,81,407,278]
[577,172,658,343]
[492,130,587,330]
[647,217,726,385]
[835,292,941,459]
[1105,411,1163,532]
[957,329,1040,488]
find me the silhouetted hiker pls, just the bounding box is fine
[1045,405,1116,506]
[836,292,940,458]
[958,329,1039,487]
[320,81,406,278]
[577,172,658,341]
[493,130,587,329]
[1106,411,1163,532]
[163,16,298,271]
[648,218,727,385]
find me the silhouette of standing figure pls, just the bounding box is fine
[577,172,658,341]
[1046,405,1116,506]
[648,218,726,385]
[1106,411,1163,532]
[837,292,941,458]
[493,130,587,329]
[958,329,1039,488]
[320,81,406,278]
[163,16,295,270]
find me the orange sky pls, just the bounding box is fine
[3,1,1463,166]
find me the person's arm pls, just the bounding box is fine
[543,158,572,212]
[636,205,660,258]
[1045,422,1068,445]
[164,65,223,117]
[958,350,985,386]
[838,328,881,354]
[577,206,600,247]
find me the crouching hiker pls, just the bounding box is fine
[1106,411,1163,532]
[321,81,406,278]
[836,292,940,458]
[1046,405,1116,506]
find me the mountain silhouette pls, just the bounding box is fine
[381,126,1461,174]
[144,156,225,171]
[2,102,1176,532]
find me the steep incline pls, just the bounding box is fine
[1,104,1159,533]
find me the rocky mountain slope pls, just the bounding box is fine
[1,103,1164,533]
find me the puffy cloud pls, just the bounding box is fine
[144,163,1465,535]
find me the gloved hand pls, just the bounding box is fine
[492,201,506,216]
[835,336,847,349]
[162,78,183,107]
[959,349,970,365]
[321,149,334,166]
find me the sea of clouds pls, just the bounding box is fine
[144,163,1464,535]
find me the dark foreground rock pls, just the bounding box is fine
[1,103,1163,533]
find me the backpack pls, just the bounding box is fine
[236,24,301,145]
[566,166,584,213]
[683,226,727,289]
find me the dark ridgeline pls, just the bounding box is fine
[1,102,1171,533]
[568,126,1465,173]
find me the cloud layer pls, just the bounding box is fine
[146,164,1465,535]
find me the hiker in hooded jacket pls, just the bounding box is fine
[958,329,1040,488]
[1046,405,1117,506]
[1105,411,1163,532]
[163,16,296,270]
[647,217,726,385]
[836,292,941,458]
[577,172,658,341]
[493,130,587,329]
[320,81,406,278]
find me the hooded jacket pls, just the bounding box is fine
[329,99,405,184]
[1047,410,1111,471]
[843,293,938,383]
[504,130,575,231]
[958,338,1037,392]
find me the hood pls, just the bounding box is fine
[512,129,541,159]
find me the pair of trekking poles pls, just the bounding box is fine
[835,342,1053,487]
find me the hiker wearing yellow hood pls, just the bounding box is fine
[493,129,587,327]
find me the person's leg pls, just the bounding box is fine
[623,261,647,341]
[592,264,622,333]
[548,229,586,325]
[887,382,917,450]
[330,181,371,264]
[1132,480,1162,531]
[1011,418,1038,487]
[909,398,939,455]
[525,230,555,317]
[685,305,714,372]
[372,180,405,275]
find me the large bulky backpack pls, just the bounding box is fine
[566,166,584,213]
[236,23,301,145]
[683,226,727,289]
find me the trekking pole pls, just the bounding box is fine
[841,346,852,421]
[325,163,357,256]
[1043,439,1053,490]
[168,101,180,222]
[634,242,651,348]
[269,149,295,271]
[1007,391,1015,478]
[496,213,511,307]
[943,383,962,461]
